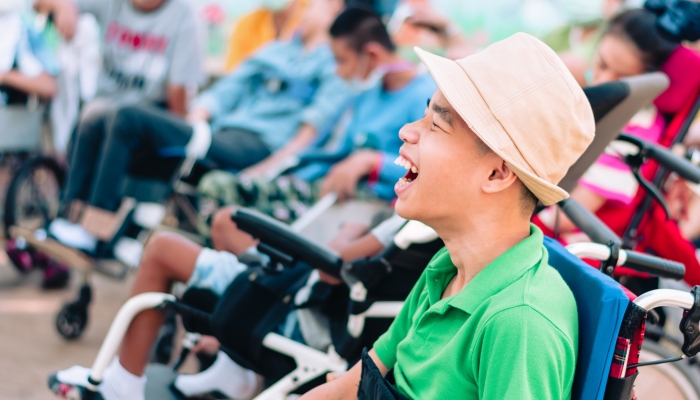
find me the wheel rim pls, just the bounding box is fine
[57,311,84,338]
[635,348,700,400]
[14,164,60,231]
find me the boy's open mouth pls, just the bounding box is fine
[395,155,419,184]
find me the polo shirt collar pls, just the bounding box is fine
[427,224,545,314]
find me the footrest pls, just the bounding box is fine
[10,226,94,272]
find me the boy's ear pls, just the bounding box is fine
[365,42,385,62]
[482,160,519,194]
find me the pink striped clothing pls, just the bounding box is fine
[579,107,666,205]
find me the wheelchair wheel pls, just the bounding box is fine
[55,284,91,340]
[4,155,64,238]
[635,341,700,400]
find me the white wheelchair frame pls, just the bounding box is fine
[74,219,700,400]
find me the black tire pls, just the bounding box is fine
[54,284,91,340]
[55,303,88,340]
[151,311,177,365]
[4,156,65,238]
[637,340,700,399]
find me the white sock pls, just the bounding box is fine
[174,351,257,399]
[98,359,146,400]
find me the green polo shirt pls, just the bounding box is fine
[373,225,578,400]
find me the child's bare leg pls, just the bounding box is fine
[210,206,257,255]
[119,232,202,376]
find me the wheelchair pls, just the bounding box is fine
[56,196,700,400]
[38,69,674,392]
[9,113,391,340]
[0,95,65,273]
[541,45,700,398]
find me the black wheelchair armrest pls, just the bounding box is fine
[231,208,343,277]
[296,150,350,166]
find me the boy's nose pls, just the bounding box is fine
[399,121,420,144]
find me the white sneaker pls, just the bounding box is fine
[49,358,146,400]
[172,351,258,399]
[49,219,98,252]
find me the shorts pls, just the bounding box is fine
[186,248,305,345]
[187,248,248,296]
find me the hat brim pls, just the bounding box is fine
[414,47,568,206]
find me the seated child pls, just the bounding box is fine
[34,0,202,115]
[47,0,350,253]
[48,213,407,400]
[0,6,57,103]
[0,5,63,288]
[199,8,435,254]
[535,9,700,287]
[302,32,594,399]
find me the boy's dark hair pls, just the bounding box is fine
[330,7,395,52]
[606,8,679,71]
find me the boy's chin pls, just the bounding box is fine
[394,198,421,221]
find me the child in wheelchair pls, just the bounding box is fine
[302,32,595,399]
[536,8,680,235]
[49,31,595,399]
[198,7,436,225]
[0,1,67,287]
[44,0,350,256]
[0,2,57,103]
[199,7,436,259]
[534,8,700,287]
[48,211,407,399]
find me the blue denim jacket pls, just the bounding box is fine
[292,73,436,200]
[192,37,351,151]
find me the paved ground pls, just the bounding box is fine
[0,253,133,400]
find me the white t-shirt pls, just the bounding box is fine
[75,0,202,104]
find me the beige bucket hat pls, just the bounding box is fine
[414,33,595,206]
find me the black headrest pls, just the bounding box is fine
[583,81,631,123]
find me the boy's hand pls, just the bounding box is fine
[240,157,286,179]
[186,108,211,123]
[320,150,379,202]
[35,0,79,40]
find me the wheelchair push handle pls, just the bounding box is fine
[566,242,686,280]
[557,198,620,246]
[621,249,685,280]
[617,133,700,184]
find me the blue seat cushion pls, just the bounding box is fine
[543,237,630,400]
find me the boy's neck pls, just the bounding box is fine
[272,6,293,38]
[436,207,531,292]
[381,53,417,92]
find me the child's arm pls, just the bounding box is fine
[34,0,79,40]
[318,222,384,285]
[319,214,406,284]
[0,70,57,99]
[300,349,388,400]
